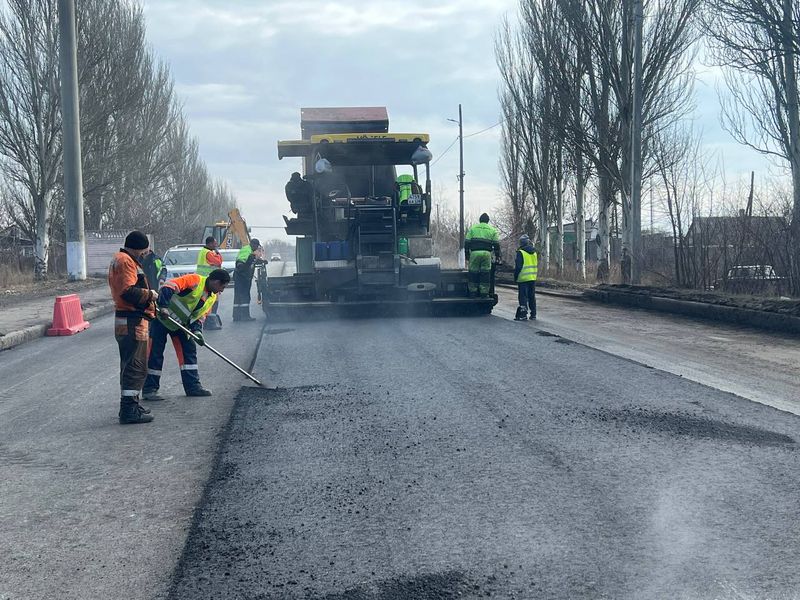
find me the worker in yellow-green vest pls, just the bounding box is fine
[396,174,421,204]
[197,236,223,329]
[514,234,538,321]
[464,213,501,297]
[141,247,163,290]
[197,236,222,276]
[142,269,231,401]
[232,238,261,322]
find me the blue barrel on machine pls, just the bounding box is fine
[314,242,328,261]
[328,241,343,260]
[341,241,351,259]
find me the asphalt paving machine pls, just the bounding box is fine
[260,107,497,319]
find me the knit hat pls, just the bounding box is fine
[519,234,531,245]
[124,230,149,250]
[479,213,490,223]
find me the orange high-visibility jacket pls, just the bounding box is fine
[108,250,155,319]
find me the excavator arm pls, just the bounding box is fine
[227,208,250,247]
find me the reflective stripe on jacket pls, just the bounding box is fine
[465,222,499,252]
[159,273,216,332]
[516,249,538,282]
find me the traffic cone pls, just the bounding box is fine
[46,294,91,336]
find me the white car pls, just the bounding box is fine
[270,253,282,261]
[160,244,204,282]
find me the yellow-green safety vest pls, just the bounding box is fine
[397,174,414,203]
[465,222,499,252]
[160,278,217,332]
[196,247,217,276]
[517,249,538,282]
[236,245,253,262]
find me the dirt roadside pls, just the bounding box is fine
[0,277,107,309]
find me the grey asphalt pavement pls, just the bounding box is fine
[0,288,265,600]
[168,315,800,600]
[495,287,800,415]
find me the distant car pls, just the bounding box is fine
[159,244,204,282]
[270,253,282,261]
[716,264,785,295]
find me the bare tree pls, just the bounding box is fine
[0,0,61,279]
[652,123,705,286]
[498,90,532,243]
[705,0,800,295]
[496,14,560,271]
[0,0,236,279]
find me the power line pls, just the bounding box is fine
[431,135,459,167]
[430,120,504,168]
[463,120,504,138]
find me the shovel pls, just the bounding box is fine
[164,314,264,387]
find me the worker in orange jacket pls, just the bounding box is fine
[142,269,230,400]
[108,230,158,425]
[197,236,224,329]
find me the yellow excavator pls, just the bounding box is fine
[202,208,251,250]
[202,208,266,305]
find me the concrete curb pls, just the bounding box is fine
[584,288,800,335]
[496,282,585,301]
[0,301,115,352]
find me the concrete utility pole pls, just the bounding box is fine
[448,105,466,268]
[59,0,86,281]
[630,0,644,284]
[456,105,465,268]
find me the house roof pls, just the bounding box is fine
[687,216,787,242]
[0,225,32,244]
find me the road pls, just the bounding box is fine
[168,308,800,599]
[494,287,800,415]
[3,285,800,599]
[0,289,266,600]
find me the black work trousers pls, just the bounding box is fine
[232,272,252,320]
[518,281,537,317]
[115,317,148,400]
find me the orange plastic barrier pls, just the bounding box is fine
[46,294,91,336]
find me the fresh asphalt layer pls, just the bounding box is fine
[167,315,800,600]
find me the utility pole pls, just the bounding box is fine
[630,0,644,284]
[448,105,466,268]
[59,0,86,280]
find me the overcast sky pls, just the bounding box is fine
[141,0,775,240]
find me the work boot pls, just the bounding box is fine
[142,389,164,401]
[514,306,527,321]
[185,386,212,397]
[119,400,154,424]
